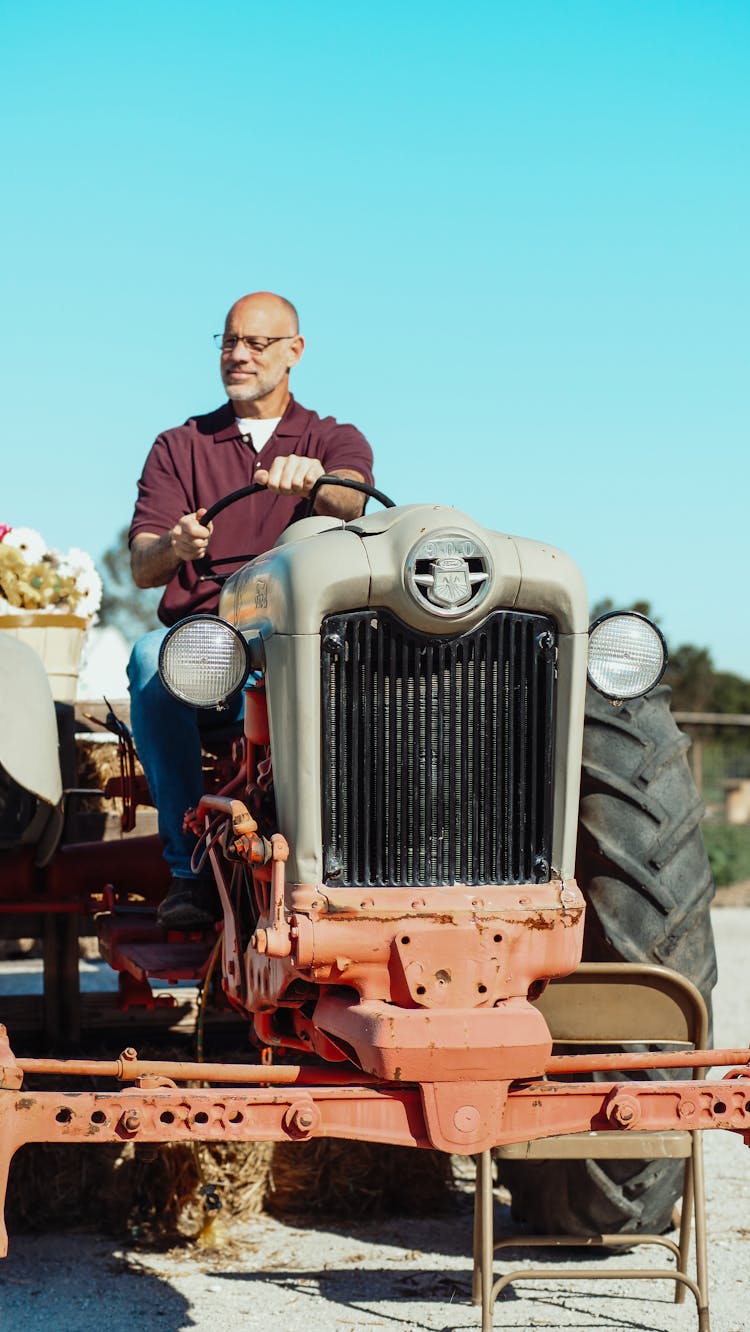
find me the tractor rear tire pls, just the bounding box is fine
[497,683,717,1236]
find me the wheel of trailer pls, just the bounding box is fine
[497,682,717,1236]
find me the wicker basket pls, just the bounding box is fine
[0,612,89,702]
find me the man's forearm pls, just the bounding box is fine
[130,472,367,590]
[313,469,368,521]
[130,532,182,589]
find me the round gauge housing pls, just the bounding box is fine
[405,530,493,618]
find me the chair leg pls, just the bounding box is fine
[472,1156,482,1306]
[472,1150,495,1331]
[675,1156,693,1304]
[691,1132,711,1332]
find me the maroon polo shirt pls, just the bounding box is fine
[129,395,374,625]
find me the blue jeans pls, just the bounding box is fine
[127,627,243,879]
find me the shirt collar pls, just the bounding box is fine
[213,395,310,443]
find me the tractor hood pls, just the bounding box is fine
[219,504,588,641]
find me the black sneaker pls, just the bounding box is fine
[157,876,220,931]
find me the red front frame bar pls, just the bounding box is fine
[2,1036,748,1258]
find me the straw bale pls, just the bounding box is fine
[75,737,123,786]
[73,738,134,814]
[7,1138,274,1243]
[7,1045,275,1243]
[0,937,39,960]
[7,1044,455,1241]
[266,1138,456,1220]
[7,1134,455,1241]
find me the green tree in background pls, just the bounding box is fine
[590,597,654,622]
[665,643,717,712]
[98,526,160,646]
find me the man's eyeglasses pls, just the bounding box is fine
[214,333,295,354]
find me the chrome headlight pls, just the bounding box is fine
[587,611,667,701]
[158,615,250,708]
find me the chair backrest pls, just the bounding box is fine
[477,962,713,1326]
[534,962,708,1053]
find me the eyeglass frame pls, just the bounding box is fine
[213,333,297,354]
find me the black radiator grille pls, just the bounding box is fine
[321,608,556,887]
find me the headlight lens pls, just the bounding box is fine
[587,612,667,700]
[158,615,250,708]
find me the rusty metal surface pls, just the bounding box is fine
[3,1031,748,1155]
[2,1061,748,1267]
[4,909,750,1331]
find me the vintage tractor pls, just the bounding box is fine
[0,481,747,1320]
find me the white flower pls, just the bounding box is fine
[0,525,103,619]
[3,526,47,562]
[73,568,103,619]
[60,546,97,576]
[57,546,103,619]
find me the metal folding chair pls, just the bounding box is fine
[472,962,711,1331]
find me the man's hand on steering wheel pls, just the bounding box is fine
[186,469,391,584]
[254,454,324,497]
[254,455,367,521]
[170,508,214,562]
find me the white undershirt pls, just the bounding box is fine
[236,417,281,453]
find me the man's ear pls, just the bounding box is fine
[286,334,305,370]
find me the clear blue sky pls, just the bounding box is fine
[2,1,747,672]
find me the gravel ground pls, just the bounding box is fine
[2,907,749,1332]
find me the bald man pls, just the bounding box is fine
[127,292,374,929]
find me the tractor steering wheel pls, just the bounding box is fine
[193,475,395,584]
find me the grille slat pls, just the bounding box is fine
[322,609,556,888]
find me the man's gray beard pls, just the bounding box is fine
[224,382,262,403]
